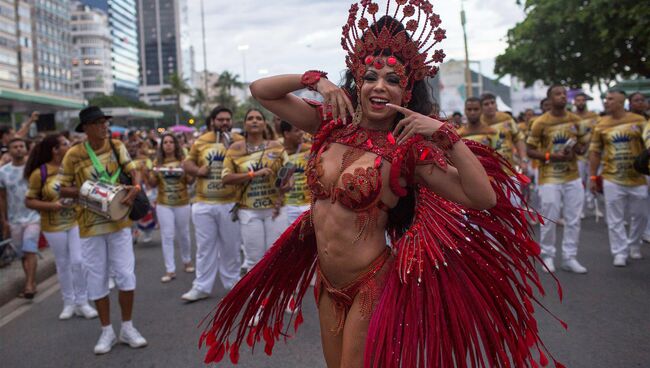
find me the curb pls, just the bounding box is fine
[0,248,57,307]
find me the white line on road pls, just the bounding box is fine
[0,274,60,329]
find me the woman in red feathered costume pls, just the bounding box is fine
[199,1,564,367]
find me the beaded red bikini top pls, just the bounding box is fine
[305,103,449,242]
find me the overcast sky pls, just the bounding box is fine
[187,0,526,84]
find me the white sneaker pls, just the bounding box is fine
[561,258,588,274]
[642,234,650,244]
[613,255,627,267]
[629,247,643,260]
[59,305,76,320]
[75,303,98,319]
[142,232,153,243]
[541,257,555,273]
[94,327,117,355]
[181,288,209,302]
[119,325,148,348]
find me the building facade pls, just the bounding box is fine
[0,0,19,88]
[31,0,75,96]
[71,2,113,99]
[80,0,139,100]
[137,0,193,106]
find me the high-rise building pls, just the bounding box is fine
[0,0,19,88]
[137,0,193,106]
[80,0,140,100]
[71,3,114,99]
[15,0,34,91]
[32,0,75,96]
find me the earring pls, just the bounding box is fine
[352,89,363,126]
[352,104,363,126]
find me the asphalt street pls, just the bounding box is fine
[1,217,649,368]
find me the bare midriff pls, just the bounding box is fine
[312,143,399,287]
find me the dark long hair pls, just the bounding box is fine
[156,133,184,164]
[341,16,434,239]
[24,134,61,180]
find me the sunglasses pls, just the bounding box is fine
[274,162,296,188]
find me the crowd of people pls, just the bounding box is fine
[0,52,649,368]
[456,88,650,272]
[0,87,648,359]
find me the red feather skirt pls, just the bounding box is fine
[199,141,565,368]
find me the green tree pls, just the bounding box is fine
[495,0,650,89]
[213,71,243,110]
[160,73,191,124]
[89,94,150,109]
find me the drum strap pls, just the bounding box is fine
[85,141,121,184]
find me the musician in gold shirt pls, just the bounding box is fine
[25,134,97,320]
[527,86,588,274]
[589,91,649,266]
[59,106,147,355]
[479,92,530,171]
[457,97,497,148]
[223,109,289,272]
[180,106,243,302]
[573,92,601,216]
[279,121,312,224]
[148,133,194,283]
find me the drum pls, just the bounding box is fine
[78,181,130,221]
[154,167,184,177]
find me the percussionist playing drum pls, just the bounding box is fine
[59,106,148,355]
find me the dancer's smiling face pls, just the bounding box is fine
[359,56,405,127]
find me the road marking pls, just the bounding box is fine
[0,274,60,329]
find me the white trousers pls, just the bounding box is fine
[538,179,584,260]
[603,180,648,258]
[285,205,310,226]
[239,208,287,270]
[80,228,135,300]
[191,202,241,292]
[578,159,596,210]
[156,204,192,273]
[43,227,89,306]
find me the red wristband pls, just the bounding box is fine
[301,70,328,91]
[430,123,461,150]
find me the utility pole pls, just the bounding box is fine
[200,0,208,101]
[461,0,473,98]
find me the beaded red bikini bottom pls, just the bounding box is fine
[314,247,393,335]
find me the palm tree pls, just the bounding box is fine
[212,71,244,109]
[189,88,208,118]
[160,73,191,124]
[214,71,244,96]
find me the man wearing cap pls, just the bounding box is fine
[59,106,147,354]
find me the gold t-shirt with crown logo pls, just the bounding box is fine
[589,113,648,186]
[285,144,312,207]
[457,125,498,149]
[153,158,190,206]
[222,143,288,209]
[26,164,77,233]
[480,111,524,165]
[186,131,239,204]
[59,139,136,238]
[527,112,584,184]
